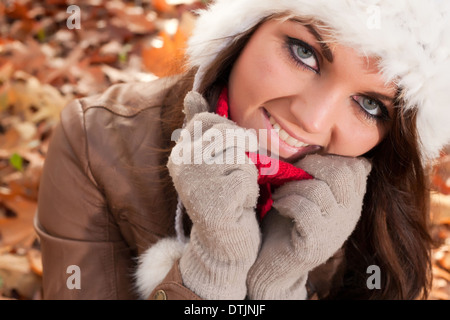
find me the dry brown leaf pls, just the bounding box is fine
[141,12,194,77]
[70,63,108,96]
[429,286,450,300]
[0,62,14,83]
[431,155,450,195]
[434,245,450,272]
[142,30,183,77]
[0,196,37,248]
[2,71,67,125]
[27,248,42,277]
[4,1,31,20]
[0,252,41,299]
[433,265,450,282]
[152,0,175,13]
[2,39,47,78]
[0,201,16,222]
[439,254,450,272]
[0,128,21,154]
[431,193,450,225]
[104,0,156,37]
[42,43,84,86]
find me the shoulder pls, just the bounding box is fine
[39,76,185,256]
[61,76,180,127]
[59,76,180,151]
[55,76,183,188]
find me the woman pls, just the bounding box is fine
[35,0,450,300]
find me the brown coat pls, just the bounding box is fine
[35,76,343,300]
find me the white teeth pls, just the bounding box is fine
[270,117,276,125]
[269,115,310,148]
[279,129,289,141]
[295,140,309,148]
[285,136,299,146]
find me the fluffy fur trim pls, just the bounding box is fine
[134,237,187,300]
[187,0,450,162]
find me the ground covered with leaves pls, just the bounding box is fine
[0,0,449,300]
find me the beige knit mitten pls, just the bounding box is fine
[167,91,261,300]
[247,154,372,300]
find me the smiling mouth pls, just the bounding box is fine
[261,108,323,160]
[263,109,312,148]
[269,115,311,148]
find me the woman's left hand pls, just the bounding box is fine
[246,154,372,299]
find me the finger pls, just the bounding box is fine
[213,122,258,153]
[295,154,372,201]
[272,179,339,219]
[183,91,210,122]
[185,112,234,137]
[296,154,372,179]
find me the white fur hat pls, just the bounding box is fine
[186,0,450,163]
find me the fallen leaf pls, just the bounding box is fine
[4,1,31,20]
[433,265,450,283]
[9,153,23,172]
[0,252,41,299]
[431,155,450,195]
[141,12,194,77]
[431,193,450,225]
[142,30,182,77]
[0,128,21,153]
[27,248,42,277]
[152,0,175,13]
[0,196,37,248]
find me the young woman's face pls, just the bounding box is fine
[228,19,397,162]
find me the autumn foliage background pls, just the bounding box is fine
[0,0,449,300]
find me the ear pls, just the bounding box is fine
[134,237,187,299]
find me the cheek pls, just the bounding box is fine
[229,40,294,124]
[331,122,386,156]
[229,57,268,115]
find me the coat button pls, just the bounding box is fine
[154,290,167,300]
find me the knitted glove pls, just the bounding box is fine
[246,154,372,300]
[167,91,261,300]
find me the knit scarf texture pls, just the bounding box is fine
[215,87,313,219]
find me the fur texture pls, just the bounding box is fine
[134,237,186,299]
[187,0,450,162]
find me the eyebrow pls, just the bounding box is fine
[290,19,334,63]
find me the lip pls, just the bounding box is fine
[261,108,322,160]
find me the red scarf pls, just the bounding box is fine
[216,88,313,219]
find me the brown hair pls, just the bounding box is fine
[157,18,434,299]
[329,106,434,299]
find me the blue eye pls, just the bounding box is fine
[352,95,392,124]
[286,37,319,73]
[353,96,383,117]
[296,45,313,59]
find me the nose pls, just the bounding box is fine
[290,85,343,135]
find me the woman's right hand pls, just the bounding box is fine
[167,91,261,300]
